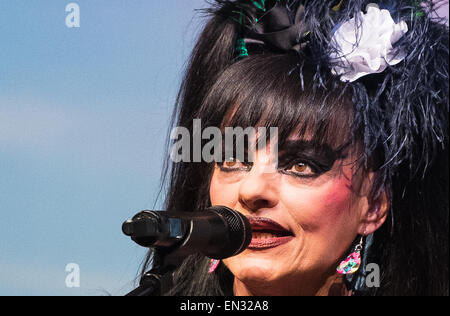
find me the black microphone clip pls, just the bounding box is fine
[122,211,186,250]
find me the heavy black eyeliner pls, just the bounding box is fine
[278,155,334,173]
[279,169,321,179]
[278,158,328,179]
[216,161,252,173]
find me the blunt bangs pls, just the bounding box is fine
[196,53,356,153]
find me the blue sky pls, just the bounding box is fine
[0,1,448,296]
[0,0,207,295]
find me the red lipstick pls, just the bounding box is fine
[247,217,294,250]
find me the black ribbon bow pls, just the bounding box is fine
[239,1,309,53]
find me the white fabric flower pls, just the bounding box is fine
[330,4,409,82]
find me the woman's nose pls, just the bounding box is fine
[238,154,279,212]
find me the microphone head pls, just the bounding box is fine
[207,206,252,259]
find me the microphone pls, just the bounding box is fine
[122,206,252,260]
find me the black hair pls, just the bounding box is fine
[140,0,449,296]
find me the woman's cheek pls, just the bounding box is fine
[321,178,354,217]
[282,176,355,233]
[209,171,240,208]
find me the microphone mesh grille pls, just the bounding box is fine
[209,206,252,258]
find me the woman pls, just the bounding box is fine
[141,0,448,296]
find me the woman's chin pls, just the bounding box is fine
[225,256,284,284]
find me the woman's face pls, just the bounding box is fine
[209,137,372,296]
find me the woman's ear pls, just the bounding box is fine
[357,187,390,236]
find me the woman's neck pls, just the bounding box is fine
[233,273,349,296]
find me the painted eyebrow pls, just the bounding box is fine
[280,140,335,153]
[277,140,344,168]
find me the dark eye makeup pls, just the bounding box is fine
[216,140,346,179]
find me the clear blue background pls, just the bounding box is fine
[0,0,207,296]
[0,0,448,296]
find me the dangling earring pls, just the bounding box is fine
[208,259,220,274]
[337,236,364,275]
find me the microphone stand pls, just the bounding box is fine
[125,249,185,296]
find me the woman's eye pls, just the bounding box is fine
[218,158,249,172]
[286,162,317,177]
[224,158,238,168]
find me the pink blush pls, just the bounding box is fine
[322,177,354,216]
